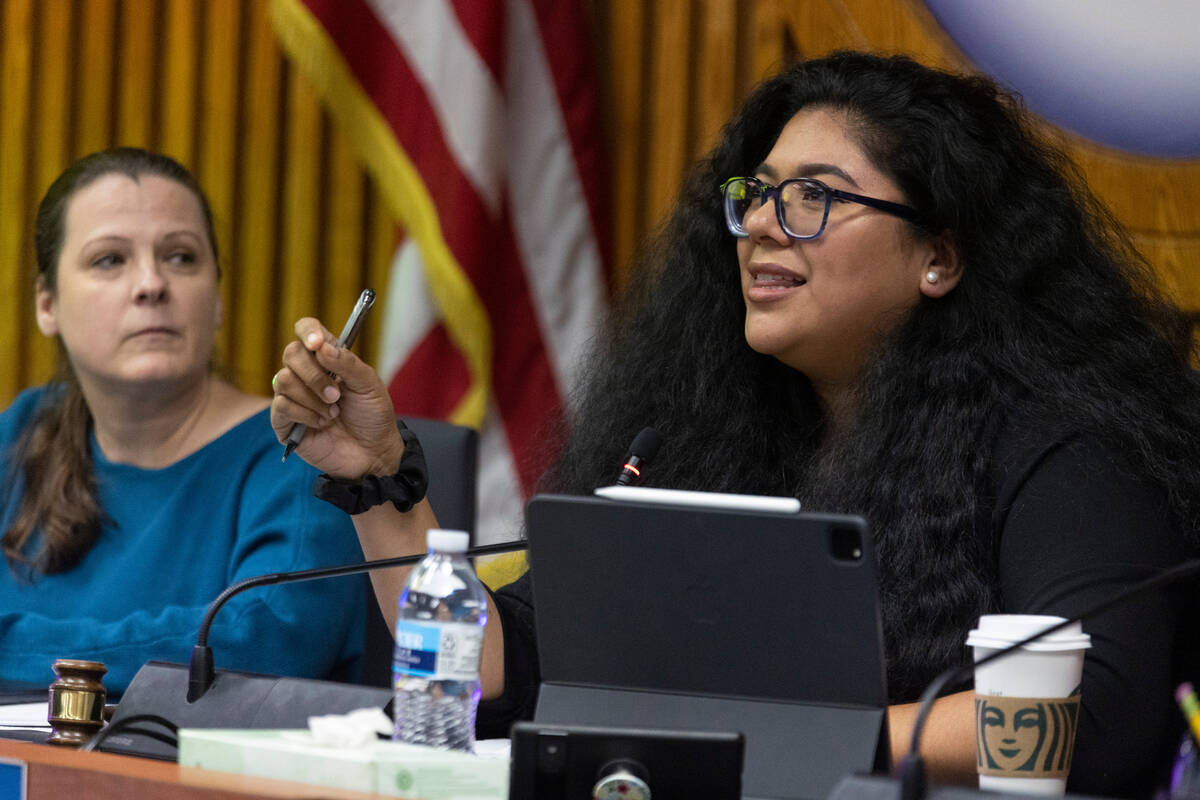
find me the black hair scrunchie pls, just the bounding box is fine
[312,420,429,515]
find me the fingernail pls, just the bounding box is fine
[306,332,323,348]
[328,404,340,418]
[323,386,340,402]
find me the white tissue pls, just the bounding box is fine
[306,707,392,747]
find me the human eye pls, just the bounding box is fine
[751,182,773,206]
[162,248,201,270]
[802,181,831,203]
[91,252,125,269]
[783,180,825,207]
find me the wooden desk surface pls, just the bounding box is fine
[0,737,391,800]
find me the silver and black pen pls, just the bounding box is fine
[281,288,376,461]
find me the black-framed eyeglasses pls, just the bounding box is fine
[720,176,924,240]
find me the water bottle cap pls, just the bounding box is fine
[426,528,469,552]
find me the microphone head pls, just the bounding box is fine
[629,427,661,464]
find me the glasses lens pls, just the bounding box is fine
[723,178,760,236]
[779,179,827,238]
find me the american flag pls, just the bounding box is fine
[271,0,609,545]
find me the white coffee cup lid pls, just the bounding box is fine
[966,614,1091,652]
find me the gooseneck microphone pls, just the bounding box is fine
[186,539,528,702]
[895,558,1200,800]
[616,427,661,485]
[189,429,666,701]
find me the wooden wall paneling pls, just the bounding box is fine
[161,0,200,163]
[643,0,692,240]
[75,0,117,158]
[198,0,243,367]
[1070,145,1200,314]
[234,1,284,392]
[1137,237,1200,311]
[599,0,795,287]
[1069,148,1200,235]
[833,0,964,69]
[0,0,34,402]
[278,72,322,368]
[32,0,72,198]
[745,1,793,90]
[116,0,155,148]
[26,0,73,390]
[604,1,645,285]
[694,0,739,160]
[773,0,857,61]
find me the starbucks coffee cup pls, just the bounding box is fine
[967,615,1091,796]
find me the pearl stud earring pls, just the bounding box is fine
[925,270,939,284]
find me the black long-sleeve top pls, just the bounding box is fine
[990,431,1193,796]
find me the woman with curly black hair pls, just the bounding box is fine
[273,52,1199,795]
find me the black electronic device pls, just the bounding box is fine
[98,661,391,759]
[509,721,744,800]
[99,540,525,760]
[525,493,888,800]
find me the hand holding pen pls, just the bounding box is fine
[270,290,408,482]
[282,289,374,461]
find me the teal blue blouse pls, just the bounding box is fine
[0,386,364,693]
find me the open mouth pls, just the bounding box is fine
[748,271,806,289]
[752,271,806,288]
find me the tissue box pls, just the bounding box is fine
[178,729,508,800]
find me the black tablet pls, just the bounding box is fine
[525,492,889,800]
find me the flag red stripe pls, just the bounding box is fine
[449,0,505,85]
[527,0,613,279]
[388,324,472,419]
[481,210,564,491]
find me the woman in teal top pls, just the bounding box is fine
[0,148,363,692]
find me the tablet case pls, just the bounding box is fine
[525,493,889,800]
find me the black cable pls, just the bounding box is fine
[80,713,179,752]
[106,725,179,749]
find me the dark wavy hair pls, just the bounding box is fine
[543,52,1200,702]
[3,147,218,576]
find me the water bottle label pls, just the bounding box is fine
[393,620,483,680]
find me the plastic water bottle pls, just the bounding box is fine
[392,529,487,751]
